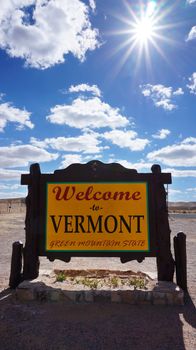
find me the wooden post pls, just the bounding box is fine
[152,164,175,282]
[23,163,40,280]
[9,241,23,289]
[174,232,187,291]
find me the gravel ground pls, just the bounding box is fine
[0,212,195,350]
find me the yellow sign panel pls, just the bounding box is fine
[46,183,149,252]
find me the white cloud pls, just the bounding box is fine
[0,0,99,69]
[60,154,85,168]
[141,84,172,98]
[182,136,196,144]
[187,26,196,41]
[108,158,153,172]
[162,168,196,178]
[30,131,105,154]
[46,97,129,129]
[173,88,184,96]
[152,129,171,140]
[0,100,33,132]
[140,84,183,111]
[155,99,176,111]
[167,188,195,202]
[169,189,183,194]
[69,84,101,97]
[105,160,196,177]
[0,168,28,181]
[147,137,196,166]
[89,0,96,12]
[0,144,58,168]
[60,153,103,168]
[187,72,196,94]
[0,190,26,199]
[0,184,21,191]
[167,189,184,202]
[103,130,150,151]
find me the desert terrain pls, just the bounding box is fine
[0,201,195,350]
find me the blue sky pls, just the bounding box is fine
[0,0,195,201]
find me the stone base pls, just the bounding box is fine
[15,270,184,306]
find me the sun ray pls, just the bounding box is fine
[107,40,140,82]
[107,0,183,76]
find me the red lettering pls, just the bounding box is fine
[53,186,62,200]
[85,186,94,200]
[76,191,85,200]
[103,192,112,200]
[113,191,132,200]
[94,191,102,200]
[132,191,141,200]
[53,186,75,200]
[52,185,142,201]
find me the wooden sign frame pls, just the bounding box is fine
[21,160,175,282]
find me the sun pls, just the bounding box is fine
[129,1,159,49]
[133,16,156,45]
[109,0,178,76]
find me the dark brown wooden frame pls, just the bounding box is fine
[21,160,175,282]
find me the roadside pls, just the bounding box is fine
[0,213,195,350]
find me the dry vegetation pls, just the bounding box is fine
[169,202,196,213]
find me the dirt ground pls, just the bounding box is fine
[0,213,196,350]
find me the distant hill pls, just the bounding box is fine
[0,198,26,214]
[169,202,196,212]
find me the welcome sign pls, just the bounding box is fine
[46,182,149,252]
[21,161,174,282]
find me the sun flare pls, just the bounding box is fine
[130,1,158,47]
[133,17,155,44]
[110,0,177,75]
